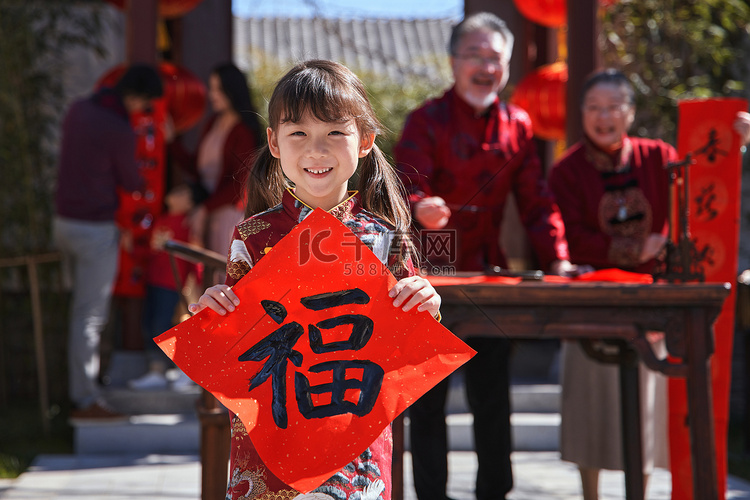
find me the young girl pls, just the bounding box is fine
[188,59,441,500]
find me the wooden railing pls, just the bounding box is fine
[0,252,62,435]
[163,240,229,500]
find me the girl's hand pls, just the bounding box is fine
[388,275,441,319]
[188,284,240,316]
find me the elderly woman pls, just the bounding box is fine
[549,68,750,499]
[548,69,675,500]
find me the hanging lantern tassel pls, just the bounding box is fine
[510,62,568,142]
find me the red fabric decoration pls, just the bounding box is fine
[104,0,204,19]
[511,62,568,141]
[669,97,746,500]
[113,99,168,298]
[98,62,206,133]
[155,209,475,492]
[513,0,567,27]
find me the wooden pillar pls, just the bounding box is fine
[173,0,233,150]
[566,0,600,146]
[125,0,158,64]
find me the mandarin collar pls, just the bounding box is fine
[282,188,359,222]
[582,134,633,173]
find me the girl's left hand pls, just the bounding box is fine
[388,275,441,319]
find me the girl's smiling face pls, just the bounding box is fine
[582,82,635,152]
[267,112,374,210]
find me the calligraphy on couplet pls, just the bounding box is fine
[155,208,475,493]
[675,98,745,277]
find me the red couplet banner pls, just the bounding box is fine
[670,97,747,500]
[155,208,475,492]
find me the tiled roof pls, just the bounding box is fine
[233,16,454,85]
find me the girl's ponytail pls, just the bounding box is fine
[243,145,288,218]
[358,144,418,272]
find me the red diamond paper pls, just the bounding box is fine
[155,208,475,492]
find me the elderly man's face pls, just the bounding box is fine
[450,29,510,113]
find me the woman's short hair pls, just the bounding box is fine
[581,69,635,106]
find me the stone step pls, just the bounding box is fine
[105,386,201,415]
[402,412,560,453]
[77,349,562,455]
[511,384,561,414]
[447,378,561,415]
[73,414,200,454]
[73,410,559,454]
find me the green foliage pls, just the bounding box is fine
[0,0,105,257]
[359,65,449,158]
[600,0,750,144]
[0,400,73,478]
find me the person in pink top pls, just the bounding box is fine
[169,63,262,257]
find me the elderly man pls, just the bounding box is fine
[394,12,573,500]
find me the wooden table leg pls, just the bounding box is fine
[619,344,644,500]
[685,308,719,500]
[197,390,230,500]
[392,414,404,500]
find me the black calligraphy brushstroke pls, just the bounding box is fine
[300,288,371,310]
[225,289,293,356]
[260,299,288,323]
[239,321,305,429]
[308,315,374,353]
[295,359,384,419]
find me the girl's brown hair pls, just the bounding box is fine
[244,59,415,270]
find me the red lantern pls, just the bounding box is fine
[104,0,204,19]
[97,62,206,133]
[513,0,567,28]
[510,62,568,141]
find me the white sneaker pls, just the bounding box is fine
[168,368,195,392]
[128,371,168,391]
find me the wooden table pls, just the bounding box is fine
[393,278,730,500]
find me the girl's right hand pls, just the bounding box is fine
[188,284,240,316]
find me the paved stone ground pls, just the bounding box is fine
[2,451,750,499]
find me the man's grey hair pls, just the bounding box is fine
[448,12,514,59]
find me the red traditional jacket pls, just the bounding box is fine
[222,189,413,500]
[548,136,677,272]
[393,88,568,272]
